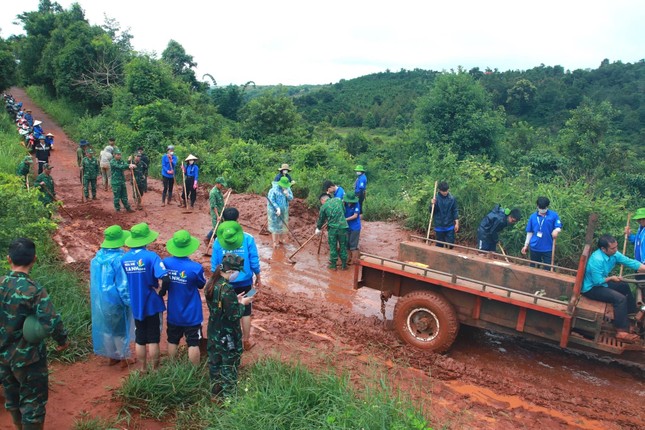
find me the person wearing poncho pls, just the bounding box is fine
[90,225,134,367]
[266,176,294,248]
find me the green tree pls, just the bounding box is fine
[0,37,17,91]
[239,91,301,145]
[506,78,537,115]
[414,71,505,159]
[161,40,202,91]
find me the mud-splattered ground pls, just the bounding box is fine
[1,87,644,430]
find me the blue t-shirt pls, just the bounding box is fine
[161,154,178,179]
[628,226,645,263]
[211,233,260,288]
[185,163,199,181]
[334,186,345,200]
[525,210,562,252]
[122,247,168,320]
[344,202,361,231]
[163,256,206,326]
[354,174,367,194]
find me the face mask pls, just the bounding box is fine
[356,172,362,176]
[538,208,547,215]
[227,271,240,282]
[282,170,288,174]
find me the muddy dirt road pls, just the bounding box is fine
[1,87,644,429]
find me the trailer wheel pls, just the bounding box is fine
[393,291,459,353]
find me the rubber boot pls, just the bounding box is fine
[9,409,22,430]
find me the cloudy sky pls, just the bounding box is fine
[2,0,644,86]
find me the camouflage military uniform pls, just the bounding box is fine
[82,156,99,199]
[16,159,32,187]
[110,158,132,212]
[132,159,148,194]
[0,271,68,428]
[207,275,245,398]
[34,173,55,205]
[316,197,349,269]
[209,186,224,228]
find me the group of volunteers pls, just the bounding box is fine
[265,164,366,270]
[428,181,645,344]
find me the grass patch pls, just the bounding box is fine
[118,357,431,430]
[72,415,122,430]
[25,85,86,138]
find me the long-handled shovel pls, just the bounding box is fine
[130,161,148,216]
[25,175,30,192]
[288,222,327,264]
[80,166,85,203]
[619,213,632,277]
[497,242,510,263]
[426,181,438,241]
[204,189,232,256]
[317,225,326,255]
[180,161,190,211]
[42,186,73,219]
[550,237,557,272]
[267,197,302,246]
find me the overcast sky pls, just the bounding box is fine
[2,0,644,86]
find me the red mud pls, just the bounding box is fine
[1,87,644,429]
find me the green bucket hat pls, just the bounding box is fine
[125,223,159,248]
[633,208,645,220]
[216,221,244,251]
[215,177,228,187]
[23,156,33,163]
[23,315,47,344]
[354,165,365,172]
[277,176,291,188]
[101,225,131,249]
[343,192,359,203]
[166,229,200,257]
[113,148,122,155]
[221,253,245,272]
[86,148,94,154]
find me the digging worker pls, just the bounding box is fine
[274,163,295,184]
[582,234,645,344]
[99,145,113,191]
[16,156,33,187]
[129,153,147,210]
[323,180,345,200]
[521,196,562,269]
[136,147,149,191]
[211,221,262,351]
[0,238,69,430]
[82,148,100,200]
[161,145,177,206]
[476,204,521,252]
[35,164,55,206]
[180,154,199,209]
[32,137,50,175]
[343,192,361,265]
[122,223,169,372]
[267,176,294,248]
[354,165,367,214]
[430,181,459,248]
[109,149,135,213]
[209,177,227,228]
[316,193,350,270]
[76,140,89,184]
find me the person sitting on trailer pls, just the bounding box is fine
[582,234,645,344]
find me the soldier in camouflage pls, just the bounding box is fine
[35,164,55,206]
[16,156,32,187]
[0,238,68,430]
[129,153,147,210]
[315,193,350,270]
[82,148,100,200]
[209,177,228,228]
[109,149,135,213]
[204,253,255,399]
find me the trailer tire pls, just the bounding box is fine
[393,291,459,353]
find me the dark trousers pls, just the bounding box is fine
[181,176,196,207]
[530,250,552,270]
[356,190,365,214]
[583,281,636,330]
[37,161,46,174]
[436,230,455,248]
[162,176,174,202]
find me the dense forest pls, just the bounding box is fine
[1,0,644,267]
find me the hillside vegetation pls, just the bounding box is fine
[1,1,644,267]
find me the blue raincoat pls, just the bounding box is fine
[90,248,134,360]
